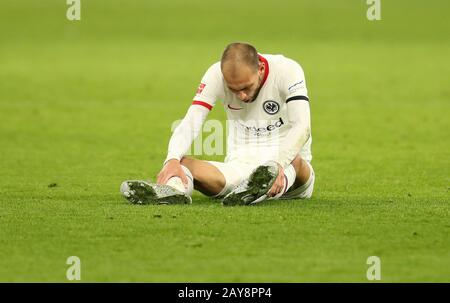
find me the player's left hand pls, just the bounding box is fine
[267,163,285,198]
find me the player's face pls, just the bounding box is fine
[223,63,264,103]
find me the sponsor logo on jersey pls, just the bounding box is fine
[263,100,280,115]
[196,83,206,95]
[237,117,285,137]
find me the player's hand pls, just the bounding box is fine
[156,159,188,186]
[267,163,285,198]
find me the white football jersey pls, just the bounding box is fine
[192,54,312,165]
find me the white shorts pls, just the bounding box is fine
[207,160,315,200]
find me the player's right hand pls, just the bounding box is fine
[156,159,188,186]
[267,163,285,197]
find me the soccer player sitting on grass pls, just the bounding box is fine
[120,42,315,206]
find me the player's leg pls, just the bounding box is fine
[120,156,225,204]
[120,156,242,204]
[179,156,227,197]
[222,155,314,205]
[277,155,315,200]
[285,155,311,191]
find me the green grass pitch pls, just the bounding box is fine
[0,0,449,282]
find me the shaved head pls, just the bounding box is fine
[220,42,265,103]
[221,42,260,75]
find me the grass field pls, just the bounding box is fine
[0,0,449,282]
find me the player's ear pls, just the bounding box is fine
[258,61,264,75]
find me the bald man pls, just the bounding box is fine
[120,42,314,206]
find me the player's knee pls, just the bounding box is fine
[180,157,224,187]
[179,157,198,181]
[291,155,305,170]
[292,154,302,164]
[180,157,198,175]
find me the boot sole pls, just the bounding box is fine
[222,164,278,206]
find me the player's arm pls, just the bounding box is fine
[157,63,222,185]
[276,58,311,168]
[157,104,211,185]
[268,59,311,196]
[267,100,311,197]
[276,100,311,168]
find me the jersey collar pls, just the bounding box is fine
[258,54,269,87]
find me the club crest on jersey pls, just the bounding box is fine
[263,100,280,115]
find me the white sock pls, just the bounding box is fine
[165,165,194,196]
[269,164,296,200]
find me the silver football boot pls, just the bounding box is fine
[222,161,279,206]
[120,180,192,205]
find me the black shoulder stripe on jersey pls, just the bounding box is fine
[286,95,309,103]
